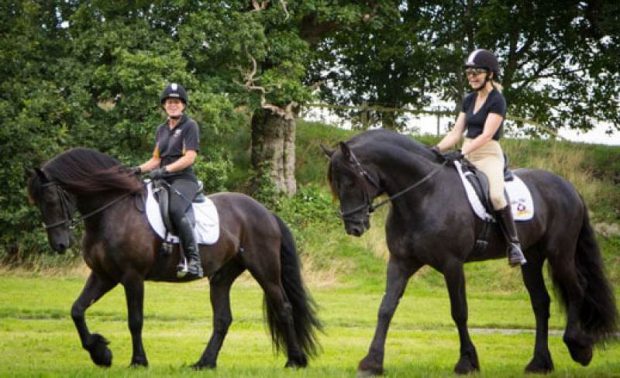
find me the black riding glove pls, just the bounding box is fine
[429,146,443,160]
[129,166,142,175]
[149,167,167,180]
[442,150,464,162]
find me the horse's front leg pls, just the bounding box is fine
[71,272,118,367]
[443,259,479,374]
[122,272,148,367]
[521,258,554,373]
[358,257,418,376]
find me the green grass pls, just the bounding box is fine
[1,273,619,377]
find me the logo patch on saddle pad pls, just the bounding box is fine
[145,182,220,245]
[454,161,534,222]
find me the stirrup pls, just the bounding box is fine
[508,245,527,267]
[176,257,189,278]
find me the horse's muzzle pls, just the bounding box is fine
[345,218,370,237]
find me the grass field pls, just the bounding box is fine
[1,271,619,377]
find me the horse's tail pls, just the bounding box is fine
[265,214,322,358]
[556,202,618,342]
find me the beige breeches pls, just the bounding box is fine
[463,138,507,210]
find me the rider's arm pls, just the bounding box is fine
[436,112,466,152]
[139,148,162,172]
[162,150,197,173]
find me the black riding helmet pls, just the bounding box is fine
[160,83,188,105]
[464,49,500,78]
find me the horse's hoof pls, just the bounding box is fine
[192,361,216,370]
[357,368,383,377]
[564,334,594,366]
[525,353,554,374]
[285,354,308,368]
[454,354,480,375]
[87,334,112,367]
[357,357,384,376]
[129,357,148,368]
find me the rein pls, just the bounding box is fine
[340,149,447,219]
[41,182,132,230]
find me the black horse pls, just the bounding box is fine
[27,147,321,369]
[323,129,617,375]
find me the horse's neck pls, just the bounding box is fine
[74,190,127,221]
[376,151,440,197]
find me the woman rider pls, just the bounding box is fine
[134,83,204,278]
[433,49,527,267]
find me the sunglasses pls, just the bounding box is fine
[465,68,488,76]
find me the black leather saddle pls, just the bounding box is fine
[460,153,514,217]
[151,180,205,234]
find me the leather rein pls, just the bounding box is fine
[339,148,447,220]
[41,181,132,230]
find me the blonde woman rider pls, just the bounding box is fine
[433,49,527,267]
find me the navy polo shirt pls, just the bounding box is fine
[154,114,199,180]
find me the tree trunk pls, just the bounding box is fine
[251,108,296,196]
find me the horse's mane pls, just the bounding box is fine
[349,129,437,161]
[326,129,439,197]
[42,148,143,194]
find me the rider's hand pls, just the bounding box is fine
[128,166,142,175]
[149,167,168,180]
[442,150,464,162]
[429,146,444,160]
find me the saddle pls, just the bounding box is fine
[458,154,514,220]
[453,155,534,256]
[151,179,205,234]
[148,180,219,251]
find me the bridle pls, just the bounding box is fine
[339,147,447,220]
[40,181,131,230]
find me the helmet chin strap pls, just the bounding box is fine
[474,73,492,92]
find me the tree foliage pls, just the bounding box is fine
[316,0,620,133]
[1,0,617,260]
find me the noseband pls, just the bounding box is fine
[339,147,447,220]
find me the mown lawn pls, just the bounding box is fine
[1,272,619,377]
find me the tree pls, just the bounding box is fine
[315,0,620,135]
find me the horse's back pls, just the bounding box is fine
[208,191,279,234]
[514,168,586,249]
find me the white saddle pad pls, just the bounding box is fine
[454,161,534,222]
[145,182,220,245]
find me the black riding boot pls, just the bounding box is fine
[496,206,527,267]
[176,217,204,279]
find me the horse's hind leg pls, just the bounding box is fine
[71,272,117,367]
[521,255,554,373]
[121,273,148,367]
[194,261,245,369]
[442,259,479,374]
[358,257,418,376]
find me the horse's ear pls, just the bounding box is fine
[339,142,352,160]
[34,168,48,183]
[320,144,335,159]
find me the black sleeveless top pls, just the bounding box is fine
[461,89,507,141]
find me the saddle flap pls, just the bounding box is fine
[152,180,174,232]
[145,182,220,245]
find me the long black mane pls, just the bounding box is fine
[327,129,439,185]
[41,148,142,194]
[348,129,438,161]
